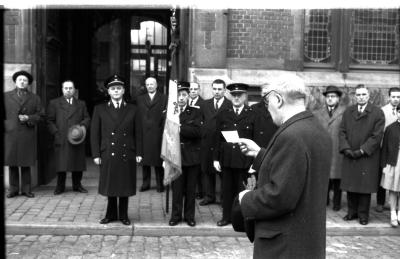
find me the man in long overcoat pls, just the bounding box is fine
[47,80,91,195]
[199,79,231,206]
[339,84,385,225]
[314,85,346,211]
[137,77,167,192]
[5,70,44,198]
[91,74,142,225]
[238,74,331,258]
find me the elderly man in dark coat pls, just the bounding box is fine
[137,77,168,192]
[314,85,346,211]
[238,74,331,258]
[339,84,385,225]
[91,74,142,225]
[5,70,44,198]
[47,80,91,195]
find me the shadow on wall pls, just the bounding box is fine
[307,85,388,111]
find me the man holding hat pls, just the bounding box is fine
[314,85,346,211]
[213,83,255,227]
[169,82,202,227]
[4,70,44,198]
[90,74,143,225]
[47,80,90,195]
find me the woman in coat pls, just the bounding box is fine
[4,70,44,198]
[380,104,400,227]
[91,74,142,225]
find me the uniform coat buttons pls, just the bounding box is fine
[111,153,115,156]
[111,142,115,145]
[111,132,115,135]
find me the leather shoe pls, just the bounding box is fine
[199,199,215,206]
[54,188,64,195]
[6,192,18,198]
[186,219,196,227]
[140,186,150,192]
[99,218,115,224]
[343,214,358,221]
[73,186,88,193]
[21,192,34,198]
[359,219,368,225]
[375,205,383,213]
[169,219,181,226]
[120,218,131,225]
[217,219,230,227]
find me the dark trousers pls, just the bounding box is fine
[196,167,203,196]
[56,171,83,190]
[202,163,217,201]
[9,166,31,194]
[327,179,342,208]
[347,192,371,220]
[105,197,129,220]
[221,167,249,221]
[171,165,199,221]
[377,167,386,206]
[142,165,164,191]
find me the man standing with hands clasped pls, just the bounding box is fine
[237,74,332,258]
[47,80,90,195]
[91,74,142,225]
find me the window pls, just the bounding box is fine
[304,9,400,71]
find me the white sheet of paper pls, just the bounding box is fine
[221,130,240,143]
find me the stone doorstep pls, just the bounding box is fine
[6,221,400,237]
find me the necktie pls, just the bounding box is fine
[235,108,239,115]
[393,107,396,116]
[69,98,72,105]
[116,102,120,109]
[358,106,363,115]
[215,100,218,111]
[328,107,333,118]
[190,99,193,106]
[180,107,184,114]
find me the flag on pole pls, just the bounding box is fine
[161,80,182,185]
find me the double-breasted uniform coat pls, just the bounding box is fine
[47,97,90,172]
[251,101,278,148]
[90,101,142,197]
[339,103,385,193]
[4,89,44,166]
[214,105,255,221]
[171,106,203,221]
[241,111,332,258]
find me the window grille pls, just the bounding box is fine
[350,9,399,65]
[304,9,332,63]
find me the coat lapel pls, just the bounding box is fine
[10,89,22,106]
[105,102,118,123]
[67,98,79,119]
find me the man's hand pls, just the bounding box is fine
[136,156,142,163]
[94,157,101,165]
[243,175,257,190]
[343,149,354,159]
[352,149,363,159]
[238,138,261,158]
[213,161,222,172]
[18,114,29,122]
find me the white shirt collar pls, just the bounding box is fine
[111,99,122,108]
[190,96,199,106]
[148,92,156,99]
[214,97,224,106]
[233,105,244,114]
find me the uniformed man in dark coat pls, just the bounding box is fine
[137,77,167,192]
[214,83,255,226]
[251,84,278,148]
[169,83,202,227]
[188,82,205,199]
[199,79,231,206]
[90,74,143,225]
[339,84,385,225]
[5,70,44,198]
[47,80,91,195]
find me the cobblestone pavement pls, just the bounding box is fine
[6,235,400,258]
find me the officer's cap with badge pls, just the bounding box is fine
[227,83,249,94]
[177,81,190,93]
[104,74,125,88]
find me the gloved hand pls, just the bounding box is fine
[343,149,354,159]
[352,149,363,159]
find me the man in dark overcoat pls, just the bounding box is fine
[339,84,385,225]
[47,80,91,195]
[5,70,44,198]
[214,83,255,227]
[137,77,167,192]
[199,79,231,206]
[238,74,332,258]
[90,74,143,225]
[169,83,202,227]
[188,82,205,199]
[314,85,346,211]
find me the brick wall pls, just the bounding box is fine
[227,9,293,59]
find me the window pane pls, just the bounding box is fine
[304,9,332,63]
[350,9,399,65]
